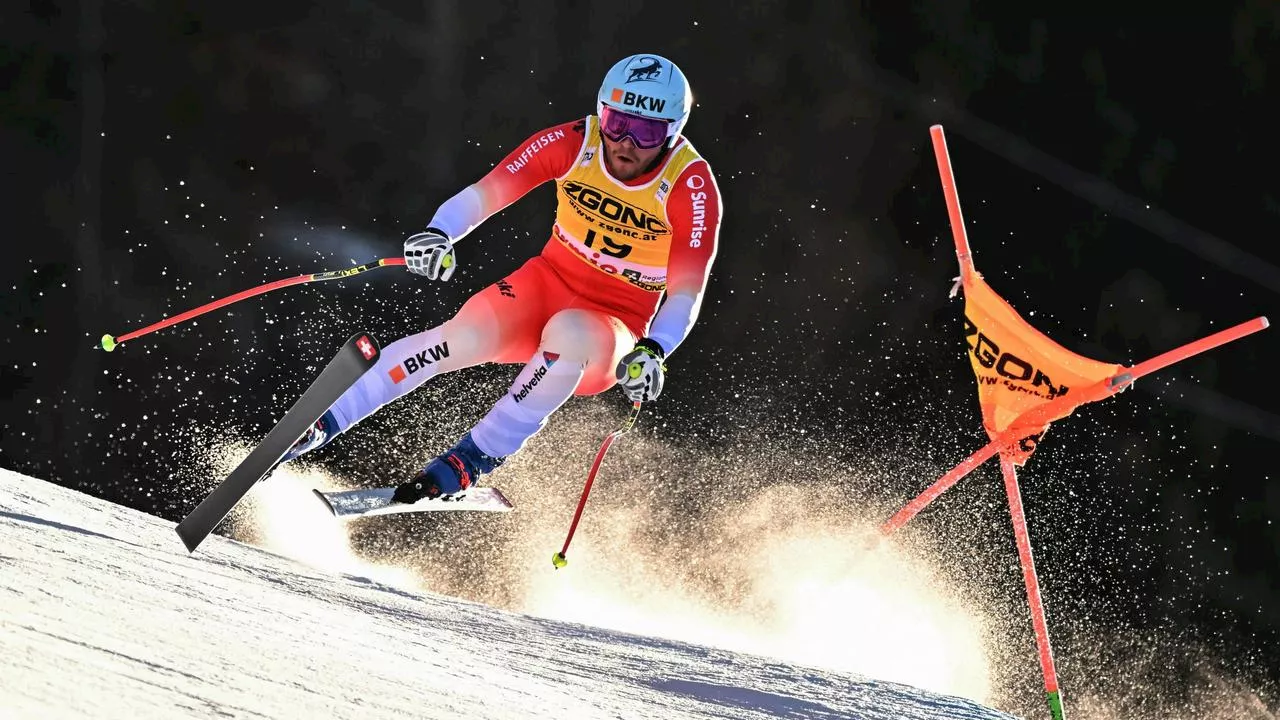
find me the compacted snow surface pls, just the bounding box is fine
[0,469,1017,719]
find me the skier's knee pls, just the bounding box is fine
[541,309,604,361]
[439,321,492,364]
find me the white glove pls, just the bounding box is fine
[615,338,666,402]
[403,228,457,280]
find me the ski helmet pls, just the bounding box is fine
[596,54,692,148]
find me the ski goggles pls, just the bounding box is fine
[599,105,672,149]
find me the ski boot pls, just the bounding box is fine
[281,409,339,463]
[391,432,505,504]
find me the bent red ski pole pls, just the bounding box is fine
[98,257,407,351]
[552,400,643,569]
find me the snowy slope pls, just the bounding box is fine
[0,469,1018,719]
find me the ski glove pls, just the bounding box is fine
[404,228,457,280]
[616,337,667,402]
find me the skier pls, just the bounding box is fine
[285,53,722,503]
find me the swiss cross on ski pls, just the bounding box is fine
[357,336,377,360]
[610,88,666,113]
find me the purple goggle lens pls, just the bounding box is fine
[600,105,671,149]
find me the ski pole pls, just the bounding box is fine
[97,257,408,351]
[552,400,643,569]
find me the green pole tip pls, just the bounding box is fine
[552,552,568,569]
[1046,689,1065,720]
[100,334,117,352]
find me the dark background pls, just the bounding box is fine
[3,1,1278,715]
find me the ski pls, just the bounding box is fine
[313,486,514,518]
[175,332,382,552]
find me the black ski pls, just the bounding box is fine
[175,332,381,552]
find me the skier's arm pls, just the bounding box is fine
[426,119,586,241]
[647,160,722,356]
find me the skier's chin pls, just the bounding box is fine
[607,154,641,181]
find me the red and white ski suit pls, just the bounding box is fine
[331,116,722,459]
